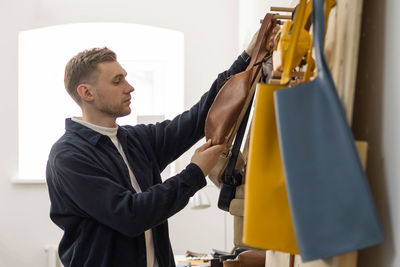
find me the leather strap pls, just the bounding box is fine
[217,95,254,211]
[247,14,275,85]
[223,94,254,186]
[247,13,275,70]
[313,0,329,74]
[242,122,252,161]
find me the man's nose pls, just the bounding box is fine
[126,81,134,93]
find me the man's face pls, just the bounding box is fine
[90,61,134,118]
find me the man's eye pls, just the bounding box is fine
[113,80,120,85]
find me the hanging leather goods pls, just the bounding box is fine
[279,0,312,85]
[303,36,315,82]
[243,83,298,254]
[273,0,383,262]
[205,13,279,187]
[205,13,276,146]
[217,94,253,212]
[223,250,266,267]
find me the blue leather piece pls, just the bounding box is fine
[273,0,384,262]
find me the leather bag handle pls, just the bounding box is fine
[313,0,330,75]
[223,94,254,185]
[247,13,275,71]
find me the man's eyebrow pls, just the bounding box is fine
[112,72,127,80]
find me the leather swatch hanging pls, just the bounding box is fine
[243,83,298,254]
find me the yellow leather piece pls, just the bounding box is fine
[280,0,311,84]
[303,0,336,82]
[277,20,291,73]
[304,36,315,82]
[243,83,298,254]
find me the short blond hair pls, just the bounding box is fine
[64,47,117,105]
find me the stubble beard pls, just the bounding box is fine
[97,100,131,119]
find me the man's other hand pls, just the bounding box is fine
[245,29,260,56]
[191,140,226,176]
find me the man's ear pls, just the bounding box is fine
[77,84,94,102]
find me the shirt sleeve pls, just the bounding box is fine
[49,150,206,238]
[143,51,251,171]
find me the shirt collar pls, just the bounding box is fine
[71,117,118,137]
[65,118,103,146]
[65,118,130,146]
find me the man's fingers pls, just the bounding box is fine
[197,139,212,152]
[204,143,226,154]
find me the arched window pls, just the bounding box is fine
[16,23,184,182]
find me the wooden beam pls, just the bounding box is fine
[271,6,295,12]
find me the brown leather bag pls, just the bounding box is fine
[205,13,278,146]
[205,14,279,187]
[223,250,266,267]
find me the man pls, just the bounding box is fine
[46,33,257,266]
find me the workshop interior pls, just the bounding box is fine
[0,0,397,266]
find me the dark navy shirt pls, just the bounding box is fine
[46,52,249,267]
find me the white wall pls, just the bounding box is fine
[0,0,240,266]
[238,0,291,52]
